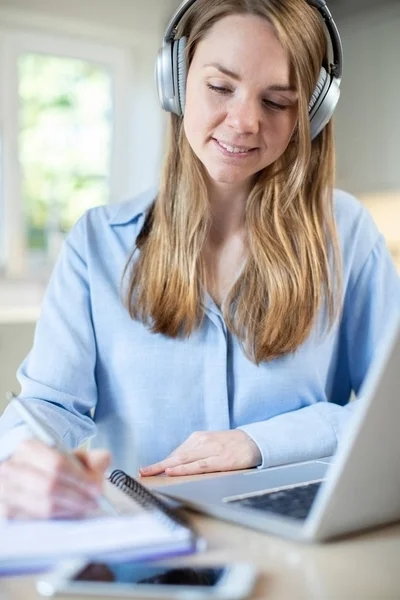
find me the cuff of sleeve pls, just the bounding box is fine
[238,404,339,470]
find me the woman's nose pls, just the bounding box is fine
[226,97,261,135]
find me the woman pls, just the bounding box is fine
[0,0,399,519]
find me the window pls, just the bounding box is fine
[19,53,112,270]
[0,28,133,280]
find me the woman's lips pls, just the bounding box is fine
[213,138,258,157]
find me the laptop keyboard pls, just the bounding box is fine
[227,481,322,520]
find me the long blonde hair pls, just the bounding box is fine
[124,0,341,363]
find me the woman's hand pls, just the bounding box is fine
[0,439,111,519]
[140,430,261,477]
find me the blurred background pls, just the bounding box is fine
[0,0,399,412]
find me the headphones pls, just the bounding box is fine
[155,0,343,140]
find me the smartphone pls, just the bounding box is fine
[36,559,257,599]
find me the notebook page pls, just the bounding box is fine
[0,513,191,564]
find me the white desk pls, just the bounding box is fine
[1,473,400,600]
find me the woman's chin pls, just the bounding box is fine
[205,167,255,189]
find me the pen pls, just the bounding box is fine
[6,391,119,516]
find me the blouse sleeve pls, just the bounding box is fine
[0,214,98,461]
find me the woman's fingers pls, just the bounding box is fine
[164,457,216,476]
[0,439,112,520]
[1,465,98,519]
[140,448,209,476]
[75,449,111,475]
[140,430,262,477]
[11,440,100,497]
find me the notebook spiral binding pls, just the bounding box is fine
[108,469,191,533]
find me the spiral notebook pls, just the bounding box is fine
[0,469,202,572]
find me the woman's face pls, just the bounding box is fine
[184,14,299,194]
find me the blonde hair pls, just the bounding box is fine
[124,0,341,363]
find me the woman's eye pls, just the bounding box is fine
[206,84,290,111]
[207,84,231,95]
[264,100,289,112]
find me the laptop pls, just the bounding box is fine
[155,319,400,542]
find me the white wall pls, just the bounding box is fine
[334,2,400,196]
[334,2,400,270]
[0,0,178,39]
[0,321,35,414]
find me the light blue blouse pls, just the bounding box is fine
[0,188,399,473]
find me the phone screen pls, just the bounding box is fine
[72,562,226,587]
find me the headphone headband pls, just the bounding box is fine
[156,0,343,139]
[164,0,198,42]
[308,0,343,81]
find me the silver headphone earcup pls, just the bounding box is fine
[309,66,340,139]
[156,36,187,117]
[309,67,328,113]
[170,36,188,116]
[155,42,178,113]
[176,37,188,114]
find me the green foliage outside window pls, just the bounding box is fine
[18,54,112,258]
